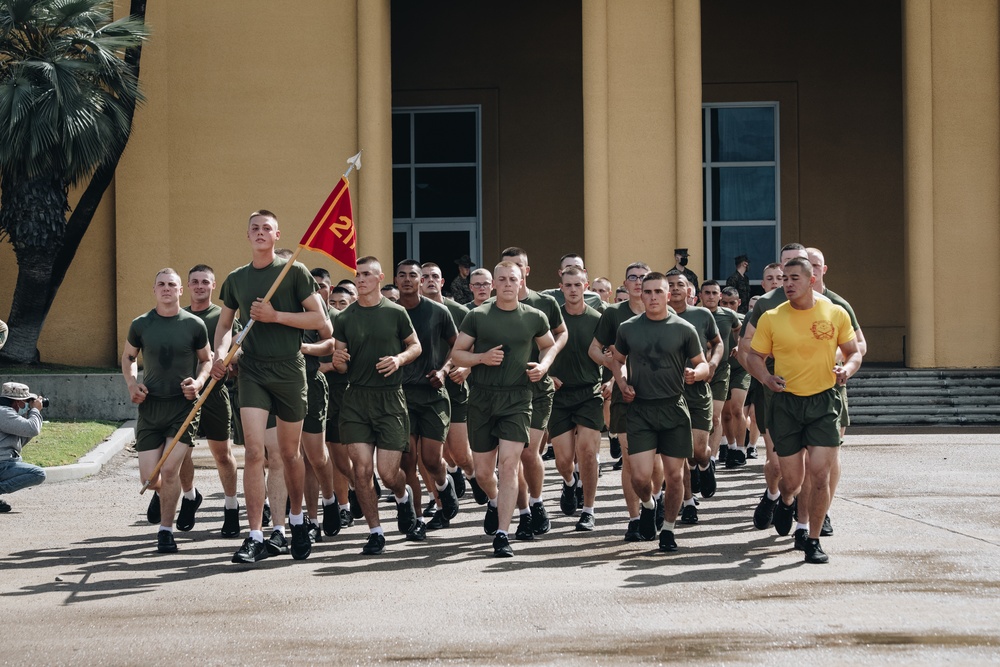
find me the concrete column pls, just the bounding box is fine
[356,0,393,266]
[673,0,703,268]
[902,0,935,367]
[582,0,611,281]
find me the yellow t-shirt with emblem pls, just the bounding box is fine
[750,299,855,397]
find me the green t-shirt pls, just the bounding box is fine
[460,302,550,389]
[594,300,644,403]
[323,306,349,387]
[127,309,208,399]
[183,303,222,349]
[615,313,702,400]
[709,306,741,382]
[219,258,319,360]
[540,287,608,312]
[549,304,603,391]
[442,297,469,330]
[729,311,747,373]
[823,288,860,330]
[520,289,564,393]
[401,297,458,387]
[333,297,416,388]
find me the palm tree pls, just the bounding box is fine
[0,0,148,364]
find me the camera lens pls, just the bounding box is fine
[40,397,50,408]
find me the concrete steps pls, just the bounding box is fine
[848,367,1000,426]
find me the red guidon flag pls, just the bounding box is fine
[299,176,357,271]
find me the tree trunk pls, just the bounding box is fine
[0,178,69,364]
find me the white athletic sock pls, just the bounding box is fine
[720,437,730,446]
[273,525,286,536]
[158,525,173,534]
[447,465,459,473]
[224,495,238,510]
[310,517,320,527]
[640,498,655,510]
[371,526,384,536]
[795,522,809,532]
[766,490,780,501]
[562,475,575,486]
[183,488,197,501]
[339,503,350,512]
[488,498,498,508]
[395,491,409,504]
[710,456,718,462]
[249,530,264,543]
[435,478,449,492]
[654,490,663,501]
[322,496,336,506]
[288,512,304,526]
[683,497,696,507]
[529,496,542,506]
[582,505,594,515]
[629,515,639,521]
[519,508,530,516]
[496,529,507,538]
[735,446,747,454]
[662,521,676,533]
[698,463,710,471]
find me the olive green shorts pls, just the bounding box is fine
[748,378,773,433]
[529,382,554,431]
[767,388,843,457]
[710,364,731,402]
[238,354,307,423]
[324,380,347,443]
[339,385,410,452]
[626,396,693,458]
[609,398,628,434]
[446,378,469,424]
[303,370,329,435]
[728,365,751,397]
[837,383,850,427]
[404,385,451,442]
[468,386,532,453]
[549,385,604,439]
[136,396,198,453]
[683,380,713,432]
[196,382,231,441]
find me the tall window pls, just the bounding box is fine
[702,103,779,286]
[392,106,481,290]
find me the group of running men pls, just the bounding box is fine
[122,209,864,564]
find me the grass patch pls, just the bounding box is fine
[0,363,119,374]
[21,420,121,467]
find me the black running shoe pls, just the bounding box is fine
[306,520,322,544]
[440,475,460,520]
[290,522,312,560]
[530,502,550,535]
[609,435,621,459]
[575,511,595,532]
[793,527,808,551]
[423,498,437,518]
[514,513,535,541]
[753,492,777,530]
[700,461,717,499]
[176,490,203,532]
[221,505,240,538]
[232,537,269,563]
[541,446,555,461]
[146,493,160,524]
[361,532,385,555]
[323,503,340,537]
[340,508,354,528]
[427,509,450,530]
[718,445,728,463]
[493,533,514,557]
[773,498,795,536]
[576,483,584,510]
[612,458,623,471]
[658,529,677,552]
[348,489,363,519]
[690,466,701,495]
[624,518,641,542]
[483,503,499,535]
[265,528,289,556]
[638,504,657,541]
[262,502,272,527]
[680,503,698,525]
[803,537,829,564]
[725,449,747,469]
[821,514,834,537]
[746,446,758,459]
[396,485,417,534]
[655,495,665,532]
[469,477,489,505]
[406,520,427,542]
[449,469,467,499]
[156,529,177,554]
[0,498,10,513]
[560,479,577,516]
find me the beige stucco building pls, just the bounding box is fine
[1,0,997,368]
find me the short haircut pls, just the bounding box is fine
[782,257,813,274]
[380,285,400,293]
[593,277,612,288]
[188,264,214,277]
[624,261,650,277]
[331,286,353,296]
[420,262,442,273]
[396,259,421,273]
[248,209,278,226]
[615,286,629,295]
[721,286,740,299]
[664,269,687,284]
[470,268,492,281]
[642,272,666,285]
[560,266,587,280]
[356,256,381,273]
[336,279,356,287]
[763,262,783,274]
[780,242,806,254]
[501,247,528,262]
[311,267,331,281]
[155,268,180,283]
[701,280,721,291]
[494,260,523,279]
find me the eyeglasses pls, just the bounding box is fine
[625,274,648,282]
[470,282,491,289]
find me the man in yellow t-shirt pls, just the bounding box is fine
[745,257,862,565]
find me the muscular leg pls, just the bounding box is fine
[402,438,423,510]
[763,431,780,495]
[263,425,287,529]
[207,438,239,497]
[660,454,686,525]
[620,435,641,517]
[521,427,546,500]
[139,442,190,531]
[575,427,601,507]
[776,450,806,505]
[275,418,306,519]
[807,446,839,539]
[445,423,475,478]
[301,430,335,503]
[179,448,195,494]
[240,408,270,532]
[375,448,407,499]
[709,399,726,457]
[496,440,523,534]
[348,443,380,528]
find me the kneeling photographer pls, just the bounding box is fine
[0,382,47,512]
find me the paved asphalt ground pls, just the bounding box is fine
[2,430,999,665]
